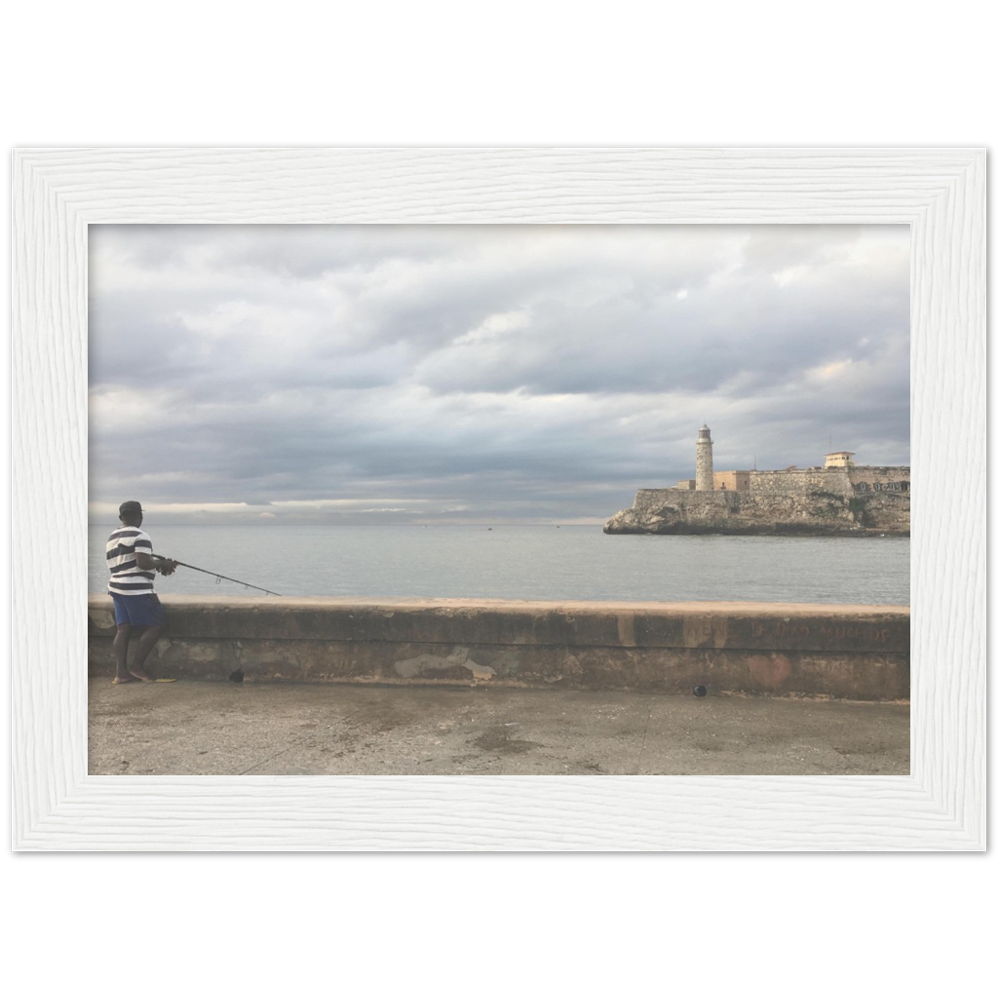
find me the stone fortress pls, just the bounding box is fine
[605,425,910,536]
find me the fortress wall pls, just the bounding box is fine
[88,595,910,700]
[748,468,854,496]
[634,489,740,515]
[850,466,911,492]
[635,488,687,505]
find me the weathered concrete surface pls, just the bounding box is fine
[88,680,910,776]
[88,596,910,700]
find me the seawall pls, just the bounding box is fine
[88,595,910,700]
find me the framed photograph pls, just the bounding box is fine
[11,148,985,850]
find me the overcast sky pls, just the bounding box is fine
[88,224,910,525]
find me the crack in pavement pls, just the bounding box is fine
[238,733,318,775]
[631,704,653,775]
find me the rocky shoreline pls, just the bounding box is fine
[604,522,908,537]
[603,486,910,537]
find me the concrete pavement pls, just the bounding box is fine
[88,679,909,776]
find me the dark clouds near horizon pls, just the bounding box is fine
[88,224,910,524]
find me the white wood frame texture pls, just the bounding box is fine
[11,147,986,851]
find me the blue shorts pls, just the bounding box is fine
[111,592,167,628]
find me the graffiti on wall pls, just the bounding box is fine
[853,481,909,493]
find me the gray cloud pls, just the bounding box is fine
[88,224,910,524]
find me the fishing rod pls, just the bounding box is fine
[152,555,282,596]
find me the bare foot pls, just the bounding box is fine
[112,676,137,685]
[128,668,153,682]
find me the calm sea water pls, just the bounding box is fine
[89,524,910,605]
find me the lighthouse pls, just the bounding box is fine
[696,424,714,491]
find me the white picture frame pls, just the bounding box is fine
[11,147,986,851]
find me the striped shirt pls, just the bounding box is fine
[106,527,156,595]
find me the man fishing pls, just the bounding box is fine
[106,501,178,683]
